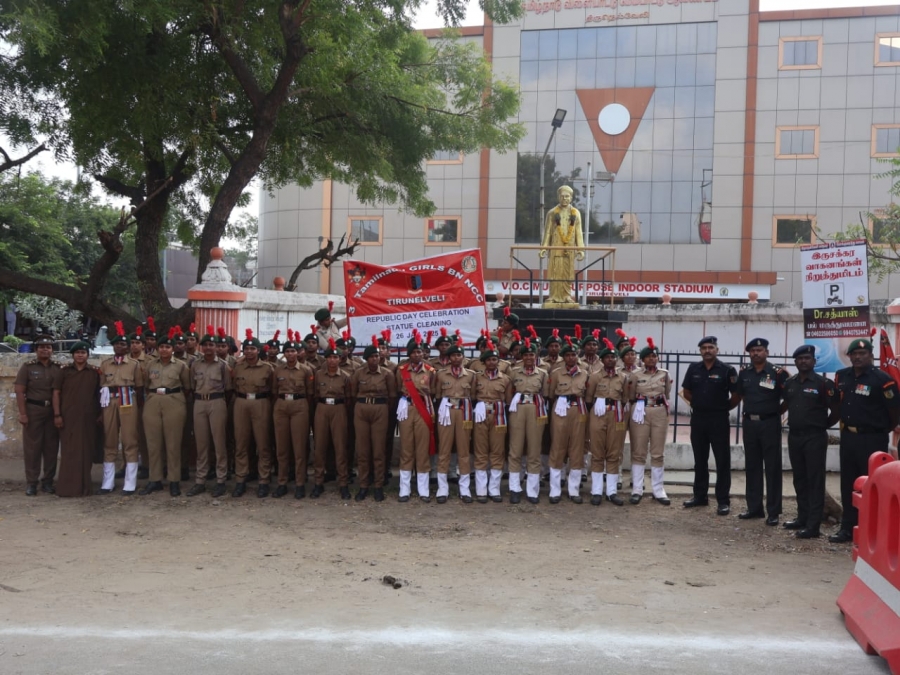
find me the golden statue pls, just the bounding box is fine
[539,185,584,308]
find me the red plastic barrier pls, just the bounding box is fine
[837,451,900,674]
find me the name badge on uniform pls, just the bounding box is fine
[855,384,871,397]
[759,378,775,390]
[708,374,720,380]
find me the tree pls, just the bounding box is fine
[0,0,523,330]
[515,153,585,243]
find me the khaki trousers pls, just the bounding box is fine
[355,403,389,488]
[193,398,228,483]
[143,393,186,482]
[399,406,433,474]
[437,409,471,474]
[103,400,140,464]
[274,398,311,486]
[314,403,348,486]
[23,403,58,484]
[473,407,506,471]
[629,405,668,467]
[508,403,543,475]
[589,410,627,474]
[549,406,585,470]
[234,398,272,483]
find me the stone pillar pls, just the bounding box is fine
[187,247,248,337]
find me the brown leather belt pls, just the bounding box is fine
[194,393,225,401]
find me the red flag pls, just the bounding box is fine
[880,328,900,391]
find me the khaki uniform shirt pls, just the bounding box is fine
[315,368,350,400]
[145,358,191,397]
[339,356,365,373]
[304,353,326,370]
[474,369,509,402]
[350,366,398,399]
[15,359,62,402]
[579,355,604,377]
[586,368,629,404]
[316,322,342,350]
[627,367,672,404]
[190,357,233,395]
[273,361,315,397]
[509,365,550,399]
[468,359,511,375]
[232,359,274,395]
[379,358,398,374]
[435,366,476,402]
[541,355,564,375]
[396,362,436,399]
[99,356,146,390]
[549,365,588,400]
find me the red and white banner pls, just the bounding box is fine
[343,249,488,346]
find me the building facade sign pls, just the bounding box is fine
[486,280,770,301]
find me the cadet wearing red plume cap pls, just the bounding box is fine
[272,331,316,499]
[304,326,325,370]
[313,338,352,499]
[547,336,589,504]
[507,339,550,504]
[434,340,476,503]
[232,329,275,498]
[473,338,510,503]
[626,337,672,506]
[585,338,629,506]
[395,331,437,502]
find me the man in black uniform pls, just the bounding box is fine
[781,345,840,539]
[734,337,789,525]
[829,337,900,543]
[681,336,738,515]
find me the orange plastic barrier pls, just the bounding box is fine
[836,451,900,674]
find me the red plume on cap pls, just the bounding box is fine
[440,327,448,337]
[311,324,318,335]
[328,338,337,350]
[147,316,156,333]
[870,327,878,337]
[615,328,627,338]
[175,326,184,336]
[189,323,196,334]
[217,327,226,338]
[592,329,601,340]
[328,300,334,312]
[455,328,461,338]
[167,326,176,340]
[486,338,495,351]
[574,324,582,340]
[245,328,253,340]
[206,324,214,337]
[341,329,349,340]
[552,328,559,339]
[287,329,294,342]
[384,329,392,341]
[456,333,463,346]
[647,337,656,350]
[512,330,522,342]
[273,330,280,342]
[603,338,615,351]
[524,337,531,350]
[629,336,637,347]
[564,335,573,347]
[371,335,379,346]
[262,344,269,353]
[425,330,433,344]
[503,305,511,318]
[413,329,422,342]
[115,321,125,337]
[528,325,538,339]
[135,326,143,337]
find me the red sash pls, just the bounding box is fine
[400,366,436,455]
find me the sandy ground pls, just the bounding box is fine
[0,466,889,674]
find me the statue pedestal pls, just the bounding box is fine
[542,301,580,310]
[492,307,628,342]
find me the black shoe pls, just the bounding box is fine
[273,485,288,498]
[738,510,765,520]
[766,515,779,526]
[460,495,473,504]
[355,488,368,502]
[509,491,522,505]
[294,485,306,500]
[212,483,227,498]
[310,484,324,499]
[491,495,503,503]
[569,494,583,504]
[170,482,181,497]
[419,495,431,503]
[591,494,603,506]
[630,494,642,505]
[139,481,163,495]
[256,484,270,498]
[829,529,853,544]
[137,467,149,480]
[526,496,539,505]
[476,495,488,504]
[40,481,55,494]
[398,494,410,503]
[548,496,561,504]
[97,487,113,495]
[121,490,135,496]
[436,495,447,504]
[232,482,246,498]
[25,484,37,496]
[783,519,804,530]
[716,504,731,516]
[683,497,709,508]
[606,494,624,506]
[181,468,191,482]
[187,483,206,497]
[374,488,385,502]
[653,495,671,506]
[340,487,351,500]
[797,528,821,539]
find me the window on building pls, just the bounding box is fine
[773,216,815,246]
[779,37,822,70]
[775,126,819,159]
[428,150,463,164]
[348,217,382,245]
[872,125,900,157]
[876,33,900,66]
[425,217,461,245]
[870,210,900,244]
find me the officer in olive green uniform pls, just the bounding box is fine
[188,328,232,497]
[14,334,62,495]
[435,344,475,503]
[232,330,275,497]
[627,338,672,505]
[141,329,191,496]
[272,336,315,499]
[586,339,629,506]
[99,323,146,494]
[507,340,549,504]
[350,339,397,502]
[473,343,511,503]
[313,340,352,499]
[396,335,436,502]
[548,339,588,503]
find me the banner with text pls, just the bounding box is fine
[801,240,869,339]
[344,249,487,346]
[486,280,771,301]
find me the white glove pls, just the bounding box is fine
[632,399,645,424]
[100,386,111,408]
[593,397,607,417]
[509,393,521,413]
[396,397,409,421]
[474,401,487,423]
[554,396,568,417]
[438,398,451,426]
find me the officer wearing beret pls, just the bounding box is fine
[681,336,739,514]
[734,337,789,525]
[780,345,839,538]
[829,337,900,543]
[314,303,346,351]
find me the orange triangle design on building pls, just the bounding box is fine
[576,88,655,175]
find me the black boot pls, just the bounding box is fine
[169,482,181,497]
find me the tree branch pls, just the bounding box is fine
[93,173,145,205]
[0,143,48,174]
[284,234,360,291]
[214,139,237,166]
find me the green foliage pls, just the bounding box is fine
[515,153,584,243]
[14,293,81,336]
